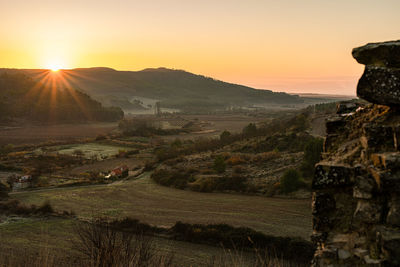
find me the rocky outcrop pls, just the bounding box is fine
[312,41,400,266]
[353,40,400,107]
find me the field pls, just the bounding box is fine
[0,217,262,266]
[39,143,128,159]
[0,123,118,145]
[1,111,315,266]
[11,172,312,239]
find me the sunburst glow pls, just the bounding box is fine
[45,61,65,72]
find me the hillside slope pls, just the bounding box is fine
[0,67,303,111]
[0,72,124,123]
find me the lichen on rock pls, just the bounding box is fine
[312,41,400,266]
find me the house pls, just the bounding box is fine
[105,165,129,179]
[12,175,32,190]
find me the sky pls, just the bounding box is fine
[0,0,399,95]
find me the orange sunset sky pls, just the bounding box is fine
[1,0,399,95]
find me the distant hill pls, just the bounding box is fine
[0,72,124,124]
[0,67,303,112]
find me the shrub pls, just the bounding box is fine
[0,182,9,200]
[170,222,314,264]
[226,156,246,166]
[280,169,302,194]
[144,160,156,171]
[215,175,246,192]
[233,166,245,174]
[95,134,107,141]
[242,123,257,137]
[219,130,232,145]
[73,218,174,267]
[36,201,54,214]
[151,169,190,189]
[0,199,55,215]
[190,177,217,192]
[213,156,226,173]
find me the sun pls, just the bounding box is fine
[44,61,65,72]
[48,64,61,72]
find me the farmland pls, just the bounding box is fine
[0,123,118,145]
[11,172,312,239]
[0,109,321,266]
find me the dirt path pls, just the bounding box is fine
[12,172,312,239]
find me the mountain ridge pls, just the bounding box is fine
[0,67,303,112]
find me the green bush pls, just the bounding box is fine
[151,169,191,189]
[170,222,314,264]
[242,123,257,137]
[281,169,302,194]
[219,130,231,144]
[213,156,226,173]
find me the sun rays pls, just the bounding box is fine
[22,69,94,122]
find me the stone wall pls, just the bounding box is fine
[312,40,400,266]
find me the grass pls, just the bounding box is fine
[0,217,262,266]
[10,172,311,239]
[37,143,127,159]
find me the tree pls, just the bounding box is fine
[73,218,174,267]
[242,123,257,137]
[219,130,231,144]
[213,156,226,174]
[281,169,302,194]
[292,114,310,132]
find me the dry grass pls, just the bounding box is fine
[11,172,311,239]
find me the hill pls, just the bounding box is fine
[0,67,303,112]
[0,72,124,124]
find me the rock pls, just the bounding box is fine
[324,134,339,153]
[363,255,382,265]
[387,197,400,226]
[361,123,395,152]
[352,40,400,68]
[371,152,400,171]
[353,200,381,223]
[312,192,336,215]
[336,101,359,115]
[326,116,347,135]
[353,176,375,199]
[357,65,400,107]
[353,248,369,258]
[311,231,328,245]
[377,170,400,193]
[377,226,400,264]
[338,249,351,260]
[313,163,354,189]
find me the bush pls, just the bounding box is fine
[242,123,257,137]
[73,218,174,267]
[213,156,226,173]
[190,175,247,193]
[280,169,302,194]
[219,130,232,144]
[151,169,191,189]
[226,156,246,166]
[0,182,9,200]
[170,222,314,264]
[0,199,55,215]
[95,134,107,141]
